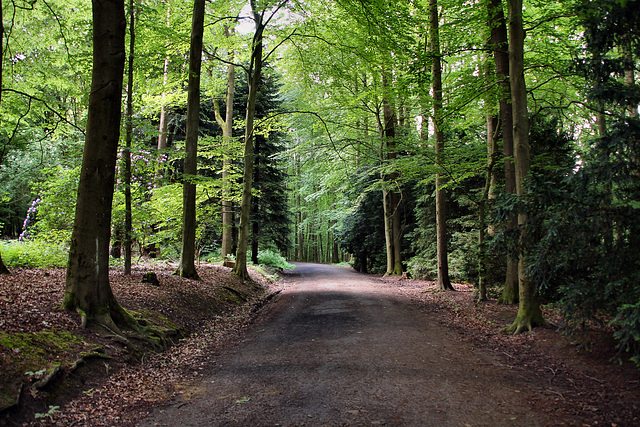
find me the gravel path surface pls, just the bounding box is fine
[140,263,557,426]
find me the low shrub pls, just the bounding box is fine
[1,240,68,268]
[256,249,295,270]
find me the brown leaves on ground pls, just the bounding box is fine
[1,267,639,426]
[379,276,640,426]
[0,263,275,426]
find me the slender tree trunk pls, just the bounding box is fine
[430,0,453,290]
[214,25,236,261]
[0,2,8,276]
[233,3,265,280]
[63,0,135,332]
[504,0,547,333]
[123,0,135,276]
[382,187,394,274]
[296,155,303,261]
[478,113,498,302]
[155,7,171,184]
[331,220,339,264]
[176,0,205,279]
[251,218,259,264]
[382,73,403,275]
[251,138,260,265]
[623,44,638,120]
[487,0,519,305]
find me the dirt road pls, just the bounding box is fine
[140,263,558,426]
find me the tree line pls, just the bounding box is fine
[0,0,639,364]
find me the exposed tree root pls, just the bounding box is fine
[503,313,551,334]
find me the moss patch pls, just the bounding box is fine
[0,329,89,410]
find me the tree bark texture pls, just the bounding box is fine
[63,0,133,332]
[430,0,453,290]
[220,28,236,261]
[233,3,264,280]
[478,113,498,302]
[381,72,402,275]
[155,8,171,185]
[486,0,519,304]
[123,0,135,276]
[504,0,546,333]
[176,0,205,279]
[0,1,8,275]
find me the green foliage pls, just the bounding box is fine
[336,172,387,274]
[256,249,295,270]
[28,166,81,242]
[0,240,69,268]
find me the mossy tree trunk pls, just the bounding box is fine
[176,0,205,280]
[503,0,547,333]
[63,0,136,333]
[487,0,519,305]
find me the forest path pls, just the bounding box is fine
[140,263,556,426]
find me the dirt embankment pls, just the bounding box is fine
[0,263,275,425]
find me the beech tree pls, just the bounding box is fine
[503,0,547,333]
[213,25,237,262]
[233,0,288,280]
[175,0,206,279]
[123,0,136,275]
[486,0,518,305]
[430,0,453,290]
[63,0,135,331]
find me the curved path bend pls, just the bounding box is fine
[141,263,553,426]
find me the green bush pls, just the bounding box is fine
[1,240,68,268]
[256,249,295,270]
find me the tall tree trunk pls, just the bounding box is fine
[213,25,236,261]
[176,0,205,279]
[382,73,403,276]
[251,218,259,264]
[63,0,135,332]
[123,0,135,276]
[155,7,171,184]
[233,2,265,280]
[430,0,453,290]
[478,113,498,302]
[251,137,260,265]
[0,1,9,275]
[331,220,339,264]
[382,186,394,273]
[504,0,547,333]
[487,0,519,305]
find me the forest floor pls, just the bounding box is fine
[0,262,639,426]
